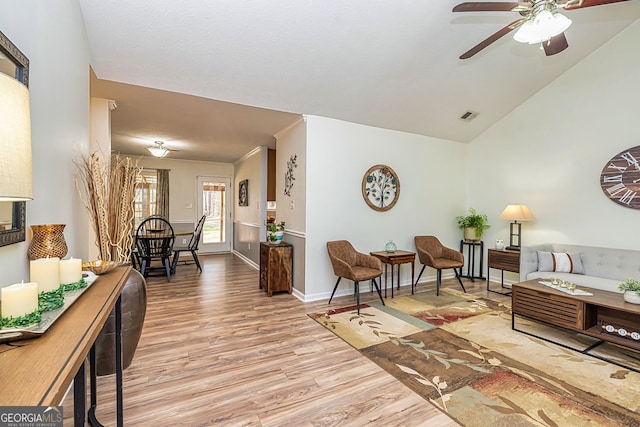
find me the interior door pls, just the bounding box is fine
[197,176,232,253]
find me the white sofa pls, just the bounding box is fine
[520,243,640,293]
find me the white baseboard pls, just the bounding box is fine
[233,250,258,269]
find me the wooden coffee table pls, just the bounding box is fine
[370,250,415,298]
[512,279,640,372]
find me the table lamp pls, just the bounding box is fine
[499,204,535,251]
[0,72,33,201]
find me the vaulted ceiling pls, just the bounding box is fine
[80,0,640,162]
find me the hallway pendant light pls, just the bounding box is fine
[147,141,169,158]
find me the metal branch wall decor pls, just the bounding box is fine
[284,154,297,196]
[362,164,400,212]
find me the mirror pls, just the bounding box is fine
[0,31,29,247]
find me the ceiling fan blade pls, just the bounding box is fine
[459,18,526,59]
[562,0,629,10]
[543,32,569,56]
[453,2,529,12]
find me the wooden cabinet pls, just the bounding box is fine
[487,248,520,273]
[487,249,520,295]
[260,242,292,296]
[512,280,640,362]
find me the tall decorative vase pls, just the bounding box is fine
[27,224,68,260]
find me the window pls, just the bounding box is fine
[134,169,157,226]
[202,181,226,243]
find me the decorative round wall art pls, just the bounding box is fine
[600,145,640,209]
[362,164,400,212]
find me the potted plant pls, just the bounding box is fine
[266,220,285,244]
[456,208,490,241]
[618,278,640,304]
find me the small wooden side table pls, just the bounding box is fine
[370,250,416,298]
[487,248,520,295]
[260,242,293,296]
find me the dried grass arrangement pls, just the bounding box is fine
[75,153,141,264]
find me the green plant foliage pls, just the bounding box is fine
[266,221,285,232]
[0,310,42,329]
[456,208,490,238]
[38,288,64,312]
[618,278,640,295]
[61,278,88,292]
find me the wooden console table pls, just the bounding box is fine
[370,250,415,298]
[0,265,131,426]
[512,280,640,373]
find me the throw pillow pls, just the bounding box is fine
[537,251,585,274]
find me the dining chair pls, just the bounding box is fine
[326,240,385,315]
[171,215,206,274]
[135,216,175,281]
[414,235,466,296]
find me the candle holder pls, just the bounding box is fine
[27,224,68,260]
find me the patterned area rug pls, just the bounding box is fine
[309,288,640,426]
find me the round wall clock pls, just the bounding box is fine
[600,145,640,209]
[362,164,400,211]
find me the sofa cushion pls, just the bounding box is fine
[537,251,584,274]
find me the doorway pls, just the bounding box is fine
[197,176,232,253]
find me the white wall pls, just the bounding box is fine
[233,147,265,226]
[304,116,467,300]
[275,118,307,293]
[468,20,640,260]
[0,1,91,285]
[275,118,306,234]
[137,156,234,224]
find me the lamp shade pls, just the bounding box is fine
[0,72,33,201]
[499,204,535,221]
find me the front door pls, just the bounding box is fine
[197,176,232,253]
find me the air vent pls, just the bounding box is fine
[459,110,479,122]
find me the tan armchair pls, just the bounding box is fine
[414,236,466,296]
[327,240,385,314]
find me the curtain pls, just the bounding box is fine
[156,169,170,219]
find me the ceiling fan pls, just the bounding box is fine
[147,141,179,158]
[452,0,631,59]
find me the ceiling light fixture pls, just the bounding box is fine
[147,141,169,158]
[513,10,572,45]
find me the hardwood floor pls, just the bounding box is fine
[73,253,509,426]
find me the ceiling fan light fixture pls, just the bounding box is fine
[147,141,170,158]
[513,10,572,44]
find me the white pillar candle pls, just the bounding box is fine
[59,257,82,284]
[30,257,60,293]
[1,281,38,319]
